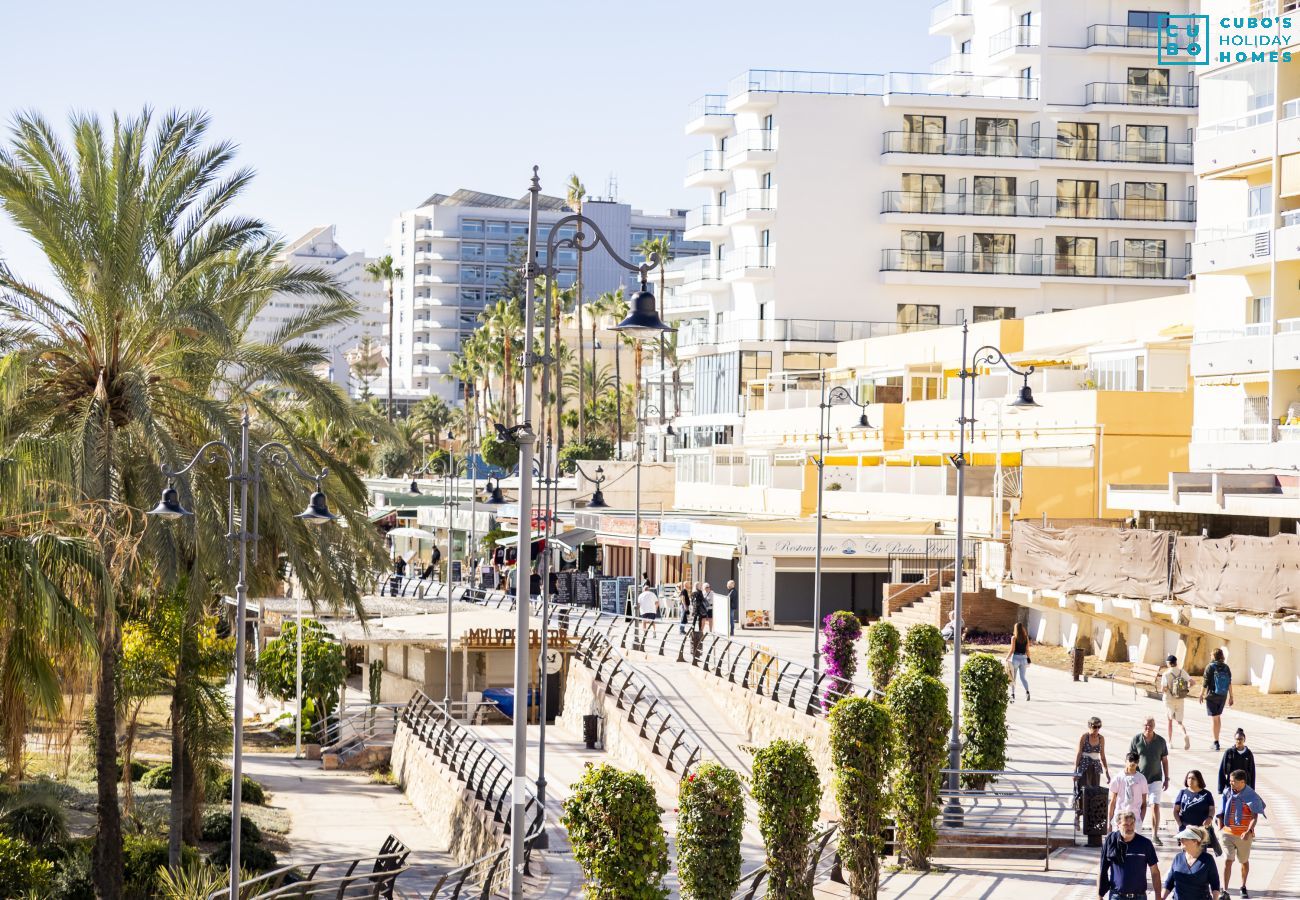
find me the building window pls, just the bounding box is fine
[1127,10,1169,29]
[1055,236,1098,276]
[973,306,1016,322]
[1090,353,1145,391]
[1057,122,1099,161]
[897,303,940,332]
[462,218,484,235]
[1124,181,1168,220]
[763,114,774,130]
[909,372,942,401]
[462,242,484,260]
[1122,238,1167,278]
[960,38,972,54]
[509,222,528,237]
[972,233,1015,272]
[903,114,946,153]
[859,375,903,404]
[485,220,509,236]
[1247,185,1273,221]
[900,231,944,270]
[973,176,1016,215]
[1248,295,1272,325]
[975,117,1017,156]
[1127,67,1170,104]
[901,173,945,212]
[1057,179,1100,218]
[485,243,509,262]
[1125,124,1167,163]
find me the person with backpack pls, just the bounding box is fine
[1199,649,1234,751]
[1217,729,1255,794]
[1161,654,1192,751]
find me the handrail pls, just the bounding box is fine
[216,843,410,899]
[733,823,840,899]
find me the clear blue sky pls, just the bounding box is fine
[0,0,939,285]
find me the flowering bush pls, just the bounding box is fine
[676,763,745,899]
[820,611,862,710]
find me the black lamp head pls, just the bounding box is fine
[587,487,609,508]
[147,482,193,520]
[296,483,338,525]
[408,479,422,495]
[858,412,871,428]
[610,282,673,338]
[665,424,677,436]
[483,478,507,505]
[1010,379,1040,409]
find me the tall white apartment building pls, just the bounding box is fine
[249,225,386,394]
[387,189,704,408]
[666,1,1199,450]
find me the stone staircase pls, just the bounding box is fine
[886,589,945,631]
[884,578,1012,634]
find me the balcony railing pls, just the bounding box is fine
[1086,24,1161,48]
[1198,108,1274,139]
[887,72,1037,100]
[686,93,733,122]
[724,189,776,217]
[669,256,724,285]
[1085,82,1197,107]
[882,191,1195,222]
[679,318,933,348]
[1279,316,1300,333]
[1197,215,1271,241]
[1193,425,1274,443]
[930,0,973,27]
[881,131,1192,164]
[726,129,776,154]
[931,53,973,75]
[989,25,1040,55]
[685,205,724,231]
[881,250,1190,279]
[729,69,885,98]
[722,246,775,274]
[685,149,725,178]
[724,69,1035,102]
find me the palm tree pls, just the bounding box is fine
[637,236,675,427]
[347,335,384,399]
[566,174,587,443]
[365,255,402,422]
[411,395,452,449]
[479,298,523,421]
[0,109,382,891]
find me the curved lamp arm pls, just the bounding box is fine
[544,213,662,284]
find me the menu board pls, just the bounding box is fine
[572,575,594,607]
[554,572,573,605]
[450,560,463,583]
[615,577,636,615]
[598,578,620,613]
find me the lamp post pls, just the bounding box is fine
[581,465,609,509]
[411,450,460,705]
[980,399,1017,541]
[811,376,871,669]
[635,402,672,590]
[945,320,1040,814]
[505,167,671,897]
[147,410,337,899]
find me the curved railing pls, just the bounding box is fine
[733,823,840,899]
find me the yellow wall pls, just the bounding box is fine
[1019,467,1097,521]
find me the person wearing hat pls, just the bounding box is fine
[1216,729,1255,795]
[1161,825,1221,899]
[1159,654,1192,751]
[1098,808,1161,899]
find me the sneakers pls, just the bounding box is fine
[1184,735,1191,750]
[1213,741,1221,751]
[1241,886,1250,898]
[1154,834,1163,846]
[1026,691,1030,701]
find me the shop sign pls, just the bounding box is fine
[743,533,933,557]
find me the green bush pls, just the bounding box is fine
[200,809,262,844]
[256,619,347,724]
[208,771,266,805]
[960,653,1010,790]
[900,624,945,678]
[560,763,668,899]
[208,840,278,873]
[117,759,150,782]
[373,442,413,478]
[865,621,901,694]
[676,762,745,900]
[49,841,94,899]
[1,797,69,846]
[557,438,613,474]
[479,434,520,471]
[885,671,950,871]
[139,762,173,791]
[829,697,892,899]
[122,834,199,893]
[751,740,821,900]
[0,834,54,894]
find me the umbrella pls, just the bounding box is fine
[387,526,438,540]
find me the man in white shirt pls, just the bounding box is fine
[637,585,660,620]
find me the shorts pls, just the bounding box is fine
[1164,697,1185,722]
[640,612,658,620]
[1222,830,1254,862]
[1205,693,1227,717]
[1147,781,1164,806]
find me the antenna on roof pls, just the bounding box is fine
[605,172,618,203]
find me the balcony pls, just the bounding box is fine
[727,69,885,100]
[1084,82,1197,110]
[881,131,1193,166]
[413,251,455,264]
[685,94,734,134]
[931,52,973,75]
[989,25,1040,59]
[414,228,458,242]
[669,256,727,292]
[1191,324,1272,376]
[929,0,973,34]
[722,68,1036,107]
[684,205,726,241]
[881,250,1190,281]
[1193,218,1271,273]
[884,72,1037,105]
[723,129,777,168]
[723,188,776,224]
[679,318,926,350]
[1085,24,1160,50]
[684,150,728,188]
[881,191,1195,224]
[722,246,775,280]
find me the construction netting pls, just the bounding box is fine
[1009,522,1300,615]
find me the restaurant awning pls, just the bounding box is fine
[552,528,596,550]
[694,541,738,560]
[369,507,397,522]
[649,537,688,556]
[495,531,546,547]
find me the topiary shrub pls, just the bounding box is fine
[557,438,613,474]
[820,611,862,710]
[139,762,173,791]
[479,434,520,471]
[900,624,945,678]
[1,797,69,846]
[200,809,262,844]
[209,771,266,805]
[885,671,950,871]
[676,762,745,900]
[865,621,901,695]
[960,653,1010,790]
[751,740,821,900]
[208,840,278,873]
[0,834,54,894]
[560,763,668,899]
[828,697,892,899]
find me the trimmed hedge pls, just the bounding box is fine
[752,740,821,900]
[208,840,278,873]
[208,771,267,805]
[560,763,668,899]
[900,624,945,678]
[885,671,950,871]
[960,653,1010,790]
[200,809,263,844]
[139,762,173,791]
[676,763,745,899]
[865,621,901,695]
[828,697,892,899]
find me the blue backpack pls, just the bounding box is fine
[1212,664,1232,696]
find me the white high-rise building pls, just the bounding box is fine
[667,1,1199,450]
[250,225,386,395]
[387,188,704,409]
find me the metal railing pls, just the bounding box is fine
[686,93,732,122]
[685,149,725,177]
[935,769,1078,871]
[217,838,410,899]
[733,823,840,899]
[725,129,777,156]
[724,188,777,218]
[1085,82,1197,107]
[930,0,973,28]
[319,703,404,763]
[881,250,1190,280]
[685,205,724,231]
[989,24,1039,55]
[722,246,775,274]
[882,191,1195,222]
[881,131,1192,164]
[1086,23,1161,48]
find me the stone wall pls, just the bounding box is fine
[937,589,1021,634]
[390,721,503,866]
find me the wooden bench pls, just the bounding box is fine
[1126,662,1163,698]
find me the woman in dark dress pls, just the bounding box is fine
[1173,770,1221,857]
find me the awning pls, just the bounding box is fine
[552,528,595,550]
[369,507,397,522]
[649,537,688,556]
[387,526,439,540]
[1197,374,1268,387]
[694,541,738,560]
[495,531,545,547]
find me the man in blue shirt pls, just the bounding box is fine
[1099,808,1161,899]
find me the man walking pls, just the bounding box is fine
[1109,751,1150,832]
[1098,809,1160,899]
[1217,769,1266,898]
[726,579,738,631]
[1200,648,1234,751]
[636,582,659,649]
[1130,717,1170,844]
[1160,654,1192,751]
[1217,729,1255,794]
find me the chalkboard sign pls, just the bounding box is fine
[598,578,620,613]
[554,572,573,605]
[450,560,463,583]
[572,575,594,607]
[615,576,636,616]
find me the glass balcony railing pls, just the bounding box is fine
[728,69,885,98]
[723,189,776,218]
[669,257,723,285]
[1192,425,1274,444]
[881,250,1190,279]
[1198,108,1275,139]
[684,205,724,231]
[989,25,1040,55]
[725,129,777,155]
[930,0,973,27]
[1086,24,1161,48]
[881,131,1193,164]
[882,191,1195,222]
[1085,82,1197,107]
[685,150,725,178]
[931,53,973,75]
[723,69,1035,102]
[686,93,733,122]
[887,72,1038,100]
[722,246,776,274]
[1285,98,1300,120]
[678,318,932,348]
[1197,215,1272,241]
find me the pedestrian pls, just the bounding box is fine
[1199,648,1234,751]
[1173,770,1221,858]
[1130,716,1171,844]
[726,578,738,628]
[1076,716,1111,789]
[677,581,691,634]
[690,582,706,631]
[1216,729,1255,794]
[1217,769,1266,898]
[1109,751,1151,832]
[1160,654,1192,751]
[1006,621,1031,701]
[1162,825,1221,900]
[699,582,715,633]
[1098,808,1160,900]
[637,583,659,621]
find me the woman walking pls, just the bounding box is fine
[1075,716,1110,788]
[1162,825,1221,899]
[1007,622,1032,701]
[677,581,691,634]
[1173,770,1221,857]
